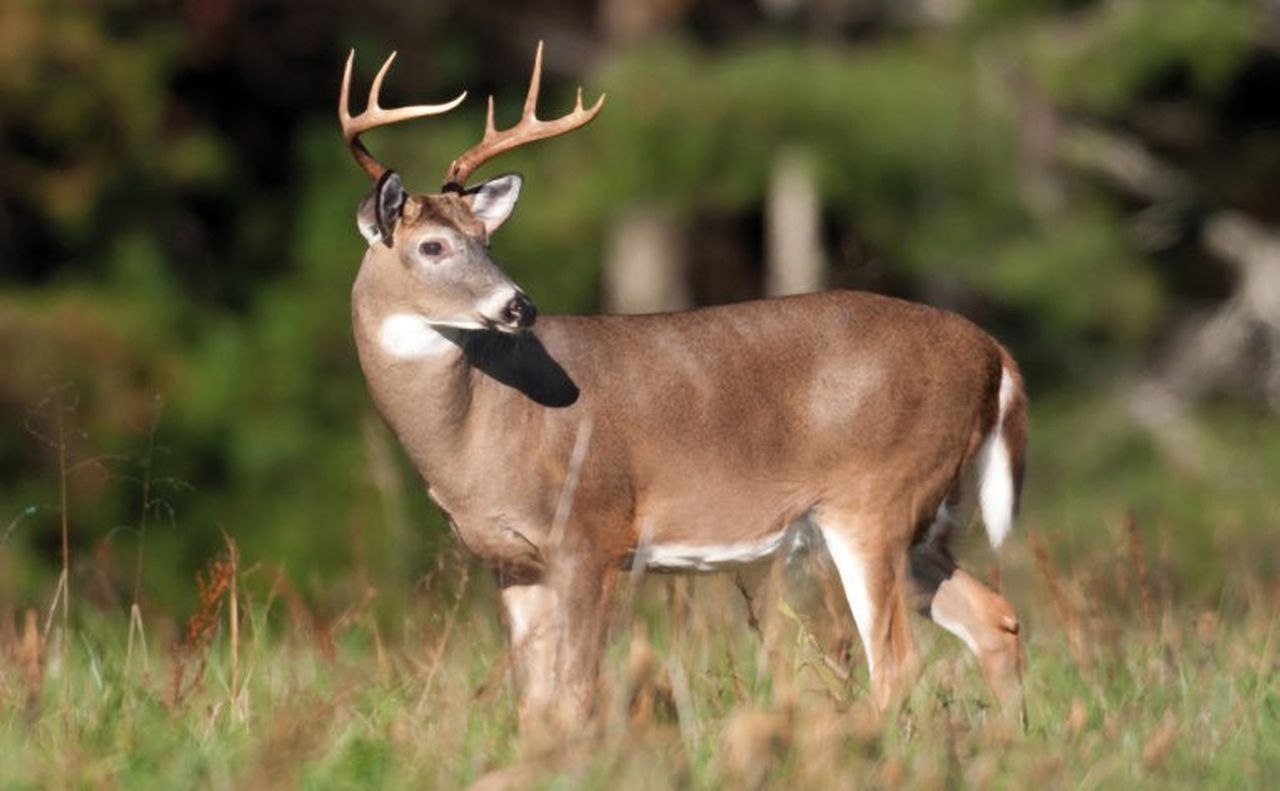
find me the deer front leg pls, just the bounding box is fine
[817,514,920,712]
[550,557,618,730]
[909,540,1025,724]
[501,582,561,740]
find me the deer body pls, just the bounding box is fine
[355,288,1009,571]
[338,45,1027,734]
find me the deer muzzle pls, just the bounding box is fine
[499,293,537,330]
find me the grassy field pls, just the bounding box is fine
[2,400,1279,788]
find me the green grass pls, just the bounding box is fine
[3,399,1280,787]
[2,543,1279,789]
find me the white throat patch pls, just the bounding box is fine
[378,313,455,359]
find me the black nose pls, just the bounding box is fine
[501,293,537,328]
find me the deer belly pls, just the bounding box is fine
[630,485,812,572]
[639,529,788,572]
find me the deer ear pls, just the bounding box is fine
[464,174,522,236]
[356,171,406,247]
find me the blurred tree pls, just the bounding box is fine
[0,0,1277,607]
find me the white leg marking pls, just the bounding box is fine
[501,584,558,646]
[504,590,532,645]
[818,526,878,672]
[930,605,980,656]
[378,313,456,358]
[501,584,560,713]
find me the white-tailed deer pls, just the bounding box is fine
[339,44,1027,732]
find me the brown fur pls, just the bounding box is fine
[350,191,1028,731]
[401,193,487,238]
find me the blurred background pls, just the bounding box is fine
[1,0,1278,616]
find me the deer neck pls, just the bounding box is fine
[350,269,477,484]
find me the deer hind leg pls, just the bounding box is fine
[501,582,561,741]
[816,512,920,712]
[909,538,1025,723]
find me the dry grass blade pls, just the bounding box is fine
[1141,711,1178,770]
[620,626,677,730]
[666,658,698,757]
[774,598,849,698]
[55,392,70,660]
[221,528,241,720]
[733,573,764,642]
[41,569,66,648]
[548,417,594,550]
[720,704,793,788]
[17,609,42,717]
[417,560,470,713]
[1066,696,1088,739]
[1029,529,1091,673]
[169,554,234,709]
[1125,510,1155,631]
[1,506,37,546]
[126,602,149,674]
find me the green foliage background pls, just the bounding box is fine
[1,0,1277,614]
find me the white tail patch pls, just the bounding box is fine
[976,368,1016,549]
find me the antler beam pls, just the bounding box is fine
[339,50,467,181]
[443,41,605,189]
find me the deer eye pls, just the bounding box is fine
[419,239,448,258]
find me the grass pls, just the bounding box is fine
[2,397,1279,787]
[2,528,1279,789]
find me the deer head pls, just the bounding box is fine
[340,44,604,333]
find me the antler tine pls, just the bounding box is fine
[339,50,355,126]
[444,41,605,189]
[339,49,467,181]
[367,50,397,113]
[484,95,498,140]
[522,40,544,120]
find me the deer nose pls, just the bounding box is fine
[501,293,537,329]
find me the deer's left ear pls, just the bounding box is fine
[356,171,407,247]
[464,174,522,236]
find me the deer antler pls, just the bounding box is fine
[443,41,605,190]
[339,50,467,181]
